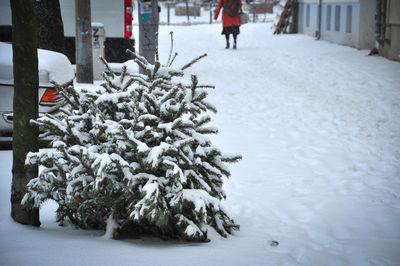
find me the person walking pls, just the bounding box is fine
[214,0,242,49]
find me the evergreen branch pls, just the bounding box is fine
[65,119,82,145]
[201,101,218,114]
[126,49,152,77]
[168,69,184,77]
[90,123,107,145]
[66,86,82,109]
[155,32,160,63]
[166,31,174,67]
[200,161,222,177]
[209,160,230,177]
[120,65,127,84]
[180,120,195,130]
[175,100,187,119]
[193,91,208,103]
[174,138,194,150]
[100,57,115,79]
[220,154,242,163]
[34,115,67,137]
[196,127,218,135]
[100,81,112,94]
[149,78,166,92]
[190,74,198,97]
[130,74,151,88]
[38,131,53,140]
[196,85,215,89]
[74,150,96,178]
[152,61,161,80]
[181,53,207,71]
[159,87,178,104]
[126,49,137,60]
[194,115,211,127]
[121,77,135,92]
[138,114,160,125]
[58,90,79,110]
[143,93,158,114]
[50,81,62,90]
[117,126,139,150]
[188,106,202,117]
[101,73,119,93]
[202,147,220,159]
[193,102,207,113]
[178,150,192,166]
[135,58,152,77]
[169,52,178,67]
[87,96,101,113]
[171,118,183,130]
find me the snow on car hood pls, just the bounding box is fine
[0,42,74,86]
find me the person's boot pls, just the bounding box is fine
[225,35,230,49]
[233,38,237,49]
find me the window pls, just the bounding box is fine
[335,5,341,32]
[326,5,331,30]
[306,4,310,27]
[346,5,352,33]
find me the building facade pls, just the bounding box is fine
[296,0,400,61]
[297,0,375,49]
[377,0,400,61]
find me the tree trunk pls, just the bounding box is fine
[35,0,65,54]
[10,0,40,227]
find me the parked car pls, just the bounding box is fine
[0,42,75,148]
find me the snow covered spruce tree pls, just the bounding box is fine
[22,36,241,241]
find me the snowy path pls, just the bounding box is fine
[1,23,400,266]
[161,23,400,265]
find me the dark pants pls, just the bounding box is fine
[222,26,240,48]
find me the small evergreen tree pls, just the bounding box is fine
[23,35,241,241]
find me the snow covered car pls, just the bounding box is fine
[0,42,74,147]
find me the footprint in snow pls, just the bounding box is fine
[270,240,279,247]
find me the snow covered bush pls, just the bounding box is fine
[22,37,241,242]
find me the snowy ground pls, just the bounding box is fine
[1,22,400,266]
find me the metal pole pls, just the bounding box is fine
[167,2,170,25]
[137,0,159,70]
[253,4,256,23]
[75,0,93,83]
[186,0,190,23]
[210,2,212,24]
[317,0,322,40]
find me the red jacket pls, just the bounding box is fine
[214,0,242,27]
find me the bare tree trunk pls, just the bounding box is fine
[75,0,93,83]
[35,0,65,54]
[10,0,40,226]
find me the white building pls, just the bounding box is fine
[296,0,400,61]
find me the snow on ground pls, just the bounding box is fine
[1,22,400,266]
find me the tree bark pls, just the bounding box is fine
[10,0,40,226]
[35,0,65,54]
